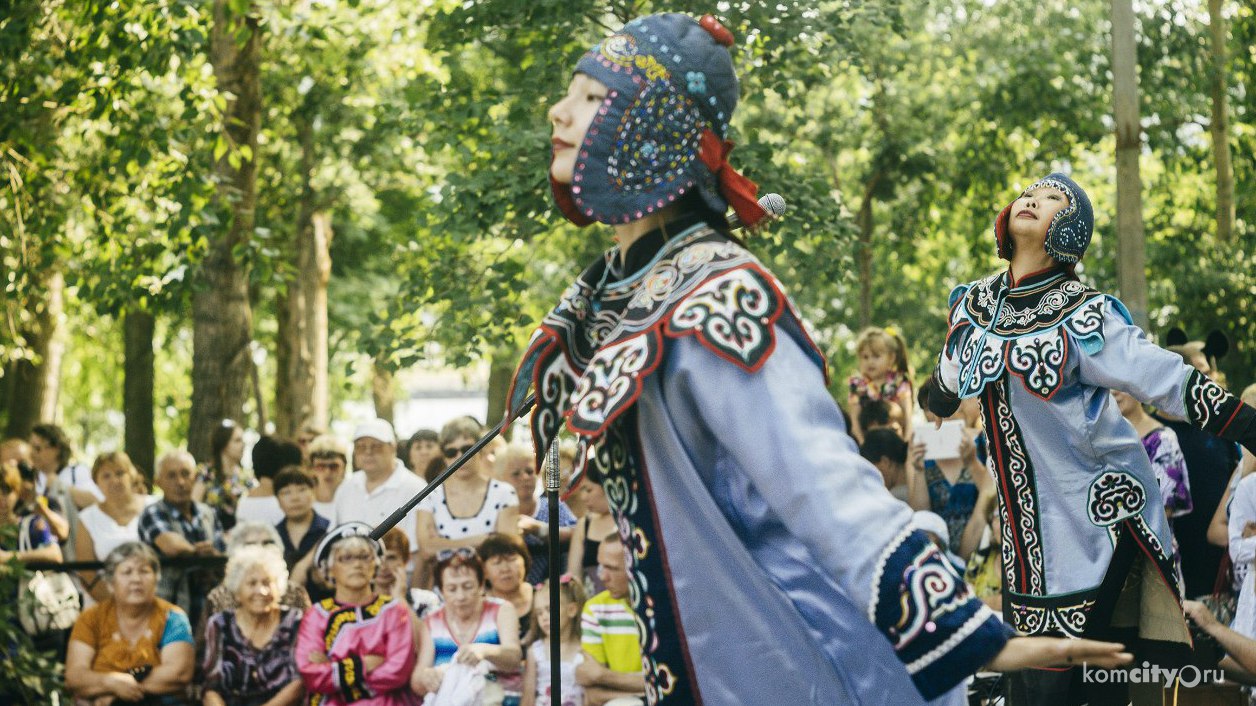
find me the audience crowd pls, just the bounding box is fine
[0,325,1253,705]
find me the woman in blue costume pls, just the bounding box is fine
[504,13,1131,706]
[924,173,1256,704]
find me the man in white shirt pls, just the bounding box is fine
[332,418,426,562]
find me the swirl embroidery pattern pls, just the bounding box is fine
[665,267,782,369]
[1087,471,1148,527]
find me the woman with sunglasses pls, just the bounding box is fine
[412,548,522,703]
[416,417,520,576]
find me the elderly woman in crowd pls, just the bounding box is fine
[417,418,520,568]
[202,545,304,706]
[413,549,522,704]
[297,523,421,705]
[76,451,153,603]
[306,435,348,519]
[406,429,441,480]
[65,542,195,705]
[206,521,310,616]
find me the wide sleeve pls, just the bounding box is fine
[296,607,338,695]
[362,602,418,693]
[665,331,1009,700]
[925,285,970,419]
[1229,476,1256,565]
[1075,298,1256,454]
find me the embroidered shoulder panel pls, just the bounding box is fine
[947,274,1109,401]
[506,226,825,472]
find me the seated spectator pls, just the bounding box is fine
[962,486,1003,611]
[31,422,101,510]
[858,428,914,502]
[413,548,522,702]
[64,542,195,705]
[26,426,76,543]
[296,422,325,466]
[236,436,302,526]
[194,419,250,532]
[857,398,903,438]
[495,443,577,584]
[375,527,440,618]
[1186,600,1256,677]
[406,428,441,478]
[416,418,519,566]
[521,576,587,706]
[557,440,585,518]
[333,419,426,559]
[138,450,225,629]
[1113,390,1193,519]
[0,459,63,565]
[479,532,534,640]
[273,467,330,601]
[76,451,154,604]
[306,435,348,519]
[202,545,305,706]
[575,534,644,706]
[909,384,989,555]
[566,477,616,596]
[207,521,310,616]
[297,523,421,706]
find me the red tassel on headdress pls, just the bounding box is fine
[698,129,767,229]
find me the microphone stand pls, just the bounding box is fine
[368,393,536,542]
[545,439,563,706]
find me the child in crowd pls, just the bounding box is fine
[273,467,330,601]
[847,326,913,443]
[522,575,587,706]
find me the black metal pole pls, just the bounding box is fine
[545,439,562,706]
[368,394,535,541]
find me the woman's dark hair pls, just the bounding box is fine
[252,436,302,480]
[209,419,239,475]
[31,423,72,468]
[423,456,445,484]
[478,532,532,578]
[435,551,486,591]
[857,399,893,432]
[859,428,908,466]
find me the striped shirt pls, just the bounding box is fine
[581,591,641,674]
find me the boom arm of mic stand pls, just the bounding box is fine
[369,393,537,541]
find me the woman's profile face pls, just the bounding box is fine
[548,73,609,184]
[1008,184,1070,244]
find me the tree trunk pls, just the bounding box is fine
[1207,0,1235,243]
[372,358,395,425]
[124,308,156,483]
[1110,0,1150,331]
[189,0,261,462]
[4,270,64,437]
[485,355,515,436]
[275,110,332,439]
[855,176,882,331]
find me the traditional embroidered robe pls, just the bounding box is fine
[929,268,1256,654]
[508,219,1011,705]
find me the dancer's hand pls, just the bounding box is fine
[1183,600,1219,631]
[985,636,1133,672]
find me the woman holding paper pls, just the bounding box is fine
[908,390,989,558]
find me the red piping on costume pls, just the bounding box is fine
[564,328,666,439]
[662,263,785,375]
[1219,404,1242,436]
[984,386,1028,591]
[1004,334,1070,402]
[697,130,766,229]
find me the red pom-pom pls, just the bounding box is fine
[699,14,734,47]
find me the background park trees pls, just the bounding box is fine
[2,0,1254,469]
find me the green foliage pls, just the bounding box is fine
[0,526,68,702]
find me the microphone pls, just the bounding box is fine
[728,193,787,231]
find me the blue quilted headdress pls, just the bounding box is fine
[993,172,1094,264]
[551,13,767,228]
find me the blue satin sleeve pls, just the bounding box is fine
[663,329,1010,699]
